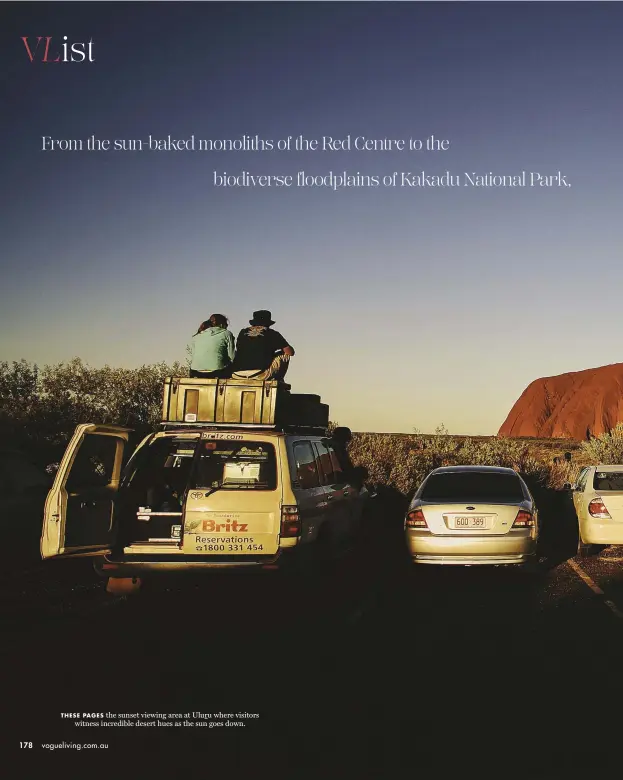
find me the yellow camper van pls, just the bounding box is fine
[40,378,370,593]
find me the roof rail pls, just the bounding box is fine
[159,421,330,436]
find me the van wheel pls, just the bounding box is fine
[106,577,143,596]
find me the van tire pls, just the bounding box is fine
[106,577,143,596]
[284,530,334,579]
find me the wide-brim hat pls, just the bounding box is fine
[250,309,275,326]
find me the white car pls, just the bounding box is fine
[570,465,623,556]
[404,466,539,567]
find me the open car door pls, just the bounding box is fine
[41,423,132,559]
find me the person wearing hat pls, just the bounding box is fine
[231,310,295,380]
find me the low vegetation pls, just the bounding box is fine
[0,358,187,466]
[579,423,623,466]
[2,359,621,498]
[347,426,589,498]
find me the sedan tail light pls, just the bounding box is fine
[280,505,301,537]
[512,510,535,528]
[588,498,611,519]
[406,509,428,529]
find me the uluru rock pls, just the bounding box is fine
[499,363,623,440]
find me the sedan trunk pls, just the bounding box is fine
[420,503,524,536]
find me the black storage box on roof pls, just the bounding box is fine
[162,377,329,428]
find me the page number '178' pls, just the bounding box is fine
[20,742,32,748]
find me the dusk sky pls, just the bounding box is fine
[2,2,622,434]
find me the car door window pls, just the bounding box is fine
[576,468,589,493]
[327,445,345,485]
[292,442,321,490]
[66,434,119,491]
[313,440,334,485]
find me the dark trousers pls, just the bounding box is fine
[190,367,231,379]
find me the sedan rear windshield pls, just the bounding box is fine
[593,472,623,491]
[420,472,525,503]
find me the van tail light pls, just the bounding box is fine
[280,506,301,538]
[588,498,611,519]
[512,510,535,528]
[406,509,428,529]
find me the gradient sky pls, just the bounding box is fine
[2,1,622,434]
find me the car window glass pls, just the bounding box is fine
[193,441,277,491]
[314,440,333,485]
[576,468,589,491]
[327,446,345,484]
[593,471,623,491]
[293,442,320,489]
[66,434,119,491]
[420,472,524,502]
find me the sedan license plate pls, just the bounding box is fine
[447,515,490,530]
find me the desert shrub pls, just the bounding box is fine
[348,430,576,498]
[546,460,584,491]
[580,423,623,464]
[3,359,615,497]
[0,358,187,467]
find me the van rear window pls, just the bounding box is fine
[420,472,525,503]
[192,441,277,491]
[593,472,623,491]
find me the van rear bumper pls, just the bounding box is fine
[94,552,284,578]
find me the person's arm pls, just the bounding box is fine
[272,330,295,356]
[226,331,236,362]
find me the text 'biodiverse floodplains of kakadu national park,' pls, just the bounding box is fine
[39,133,572,190]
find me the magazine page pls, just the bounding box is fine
[2,0,623,775]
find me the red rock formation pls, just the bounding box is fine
[499,364,623,440]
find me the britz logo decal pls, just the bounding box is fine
[201,519,248,532]
[201,433,244,440]
[21,36,95,63]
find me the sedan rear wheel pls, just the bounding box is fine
[577,530,592,558]
[521,559,546,579]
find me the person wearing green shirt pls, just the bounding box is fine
[189,314,235,378]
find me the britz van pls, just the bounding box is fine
[40,422,369,594]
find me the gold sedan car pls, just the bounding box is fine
[405,466,538,567]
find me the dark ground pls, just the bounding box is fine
[4,490,623,778]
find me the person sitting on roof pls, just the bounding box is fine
[189,314,235,379]
[230,310,295,381]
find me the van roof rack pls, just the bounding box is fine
[159,421,330,436]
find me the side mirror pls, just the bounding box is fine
[563,483,575,491]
